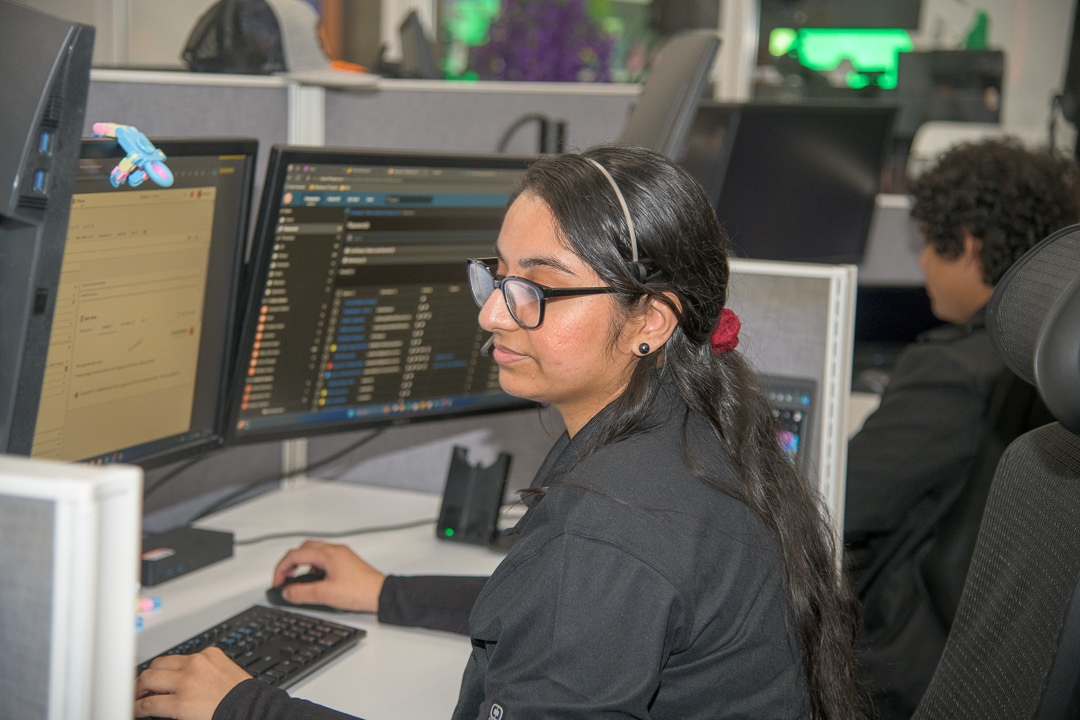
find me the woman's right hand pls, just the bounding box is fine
[272,540,386,613]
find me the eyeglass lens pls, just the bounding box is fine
[467,261,542,328]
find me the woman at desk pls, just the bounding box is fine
[135,146,862,719]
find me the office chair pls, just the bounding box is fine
[616,29,721,159]
[911,224,1080,720]
[854,367,1053,719]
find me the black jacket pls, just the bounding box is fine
[844,308,1006,719]
[216,383,805,719]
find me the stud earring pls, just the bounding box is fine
[638,342,650,355]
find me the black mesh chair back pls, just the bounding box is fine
[913,224,1080,719]
[616,29,721,160]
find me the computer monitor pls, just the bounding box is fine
[226,146,536,444]
[0,1,94,454]
[679,101,895,263]
[759,0,922,29]
[27,137,257,468]
[760,374,815,472]
[893,50,1004,141]
[0,453,142,720]
[1061,3,1080,130]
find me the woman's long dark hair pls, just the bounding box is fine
[513,145,863,719]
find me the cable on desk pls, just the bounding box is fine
[144,453,215,499]
[188,428,387,523]
[235,517,438,546]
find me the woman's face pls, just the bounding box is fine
[480,193,638,436]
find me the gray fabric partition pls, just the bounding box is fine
[323,81,638,154]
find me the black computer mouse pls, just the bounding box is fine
[265,567,341,613]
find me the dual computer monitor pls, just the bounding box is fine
[23,137,824,472]
[25,141,535,469]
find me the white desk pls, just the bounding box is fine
[138,481,507,719]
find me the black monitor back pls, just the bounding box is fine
[1062,3,1080,126]
[680,101,895,263]
[0,1,94,454]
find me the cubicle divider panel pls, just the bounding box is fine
[322,81,639,154]
[727,259,857,536]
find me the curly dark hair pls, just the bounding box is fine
[910,138,1080,285]
[515,146,864,719]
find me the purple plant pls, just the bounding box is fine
[469,0,614,82]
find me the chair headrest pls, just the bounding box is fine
[987,224,1080,433]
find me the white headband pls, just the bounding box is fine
[586,158,639,266]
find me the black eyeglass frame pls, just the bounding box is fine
[467,257,617,329]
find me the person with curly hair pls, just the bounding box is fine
[844,137,1080,719]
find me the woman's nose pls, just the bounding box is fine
[479,286,516,332]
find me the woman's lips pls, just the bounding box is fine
[491,343,528,364]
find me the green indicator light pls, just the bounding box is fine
[444,528,455,537]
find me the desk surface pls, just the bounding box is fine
[138,481,507,719]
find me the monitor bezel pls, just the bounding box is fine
[55,136,259,469]
[224,145,540,446]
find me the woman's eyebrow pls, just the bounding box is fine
[495,246,578,276]
[518,253,577,275]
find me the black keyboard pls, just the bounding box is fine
[137,605,365,688]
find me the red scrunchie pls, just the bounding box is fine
[710,308,740,354]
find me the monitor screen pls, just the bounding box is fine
[679,102,896,263]
[760,374,815,472]
[227,146,536,444]
[28,137,257,468]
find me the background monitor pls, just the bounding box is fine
[0,1,94,454]
[0,454,142,720]
[27,137,257,468]
[759,0,922,30]
[227,146,536,444]
[1061,1,1080,138]
[893,50,1004,142]
[680,101,895,263]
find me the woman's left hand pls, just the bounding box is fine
[134,646,251,720]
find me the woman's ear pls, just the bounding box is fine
[627,293,681,356]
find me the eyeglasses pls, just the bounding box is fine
[466,257,616,329]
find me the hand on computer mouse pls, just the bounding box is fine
[266,568,341,612]
[272,540,386,613]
